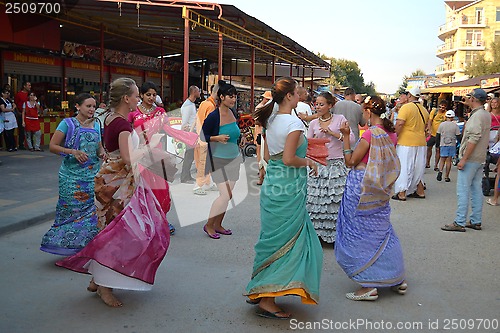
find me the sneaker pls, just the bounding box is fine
[193,187,207,195]
[169,223,176,235]
[202,183,218,191]
[445,177,451,182]
[436,171,442,181]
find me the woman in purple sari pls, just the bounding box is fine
[335,95,407,301]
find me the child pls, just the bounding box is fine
[436,110,461,182]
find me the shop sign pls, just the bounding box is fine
[480,78,499,89]
[453,87,476,96]
[5,51,60,66]
[69,61,101,71]
[61,101,69,109]
[147,71,172,80]
[112,67,142,77]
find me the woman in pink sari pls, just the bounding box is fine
[57,78,171,307]
[129,81,175,235]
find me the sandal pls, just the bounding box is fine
[465,222,481,230]
[193,188,207,195]
[256,309,290,320]
[408,192,426,199]
[391,281,408,295]
[391,194,406,201]
[345,288,378,301]
[445,178,451,182]
[486,199,499,206]
[441,222,465,232]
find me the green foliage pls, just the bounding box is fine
[398,69,426,94]
[464,40,500,77]
[319,54,376,94]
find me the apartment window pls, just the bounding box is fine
[497,7,500,21]
[475,7,483,24]
[465,51,479,66]
[466,29,482,45]
[495,31,500,42]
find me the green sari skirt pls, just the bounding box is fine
[245,139,323,304]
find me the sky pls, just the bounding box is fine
[220,0,446,94]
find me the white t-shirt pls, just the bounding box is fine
[266,114,304,155]
[181,98,197,132]
[295,101,312,116]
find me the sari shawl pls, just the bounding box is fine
[56,151,170,286]
[335,126,405,288]
[245,137,323,304]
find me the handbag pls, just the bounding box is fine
[306,137,329,166]
[489,140,500,158]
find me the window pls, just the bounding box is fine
[495,31,500,42]
[465,29,482,45]
[464,51,479,66]
[496,7,500,21]
[475,7,483,24]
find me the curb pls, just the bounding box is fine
[0,211,55,236]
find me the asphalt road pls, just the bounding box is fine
[1,162,499,333]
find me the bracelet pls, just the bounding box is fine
[343,149,353,155]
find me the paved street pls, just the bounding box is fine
[0,150,499,332]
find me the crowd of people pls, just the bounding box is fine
[3,74,497,319]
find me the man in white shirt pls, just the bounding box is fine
[294,86,315,130]
[180,85,200,183]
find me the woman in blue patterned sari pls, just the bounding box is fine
[335,95,407,301]
[40,93,104,256]
[245,77,322,319]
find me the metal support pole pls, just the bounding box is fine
[272,57,276,83]
[183,7,190,101]
[100,24,104,103]
[250,48,255,112]
[310,68,314,91]
[302,66,305,87]
[218,33,223,80]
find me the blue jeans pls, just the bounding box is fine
[455,162,483,226]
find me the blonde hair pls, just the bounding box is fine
[108,77,137,109]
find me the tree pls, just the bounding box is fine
[318,54,376,94]
[464,40,500,77]
[398,69,426,94]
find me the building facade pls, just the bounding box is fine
[436,0,500,83]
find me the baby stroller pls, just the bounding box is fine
[482,128,499,196]
[238,114,257,157]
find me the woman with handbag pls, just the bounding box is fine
[57,78,171,307]
[306,91,354,244]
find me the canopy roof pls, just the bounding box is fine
[48,0,329,70]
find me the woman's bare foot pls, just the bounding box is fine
[87,278,98,292]
[257,297,290,319]
[97,286,123,307]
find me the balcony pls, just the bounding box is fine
[459,39,486,50]
[437,15,487,40]
[435,63,465,76]
[436,43,457,57]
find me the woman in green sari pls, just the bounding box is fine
[245,77,322,319]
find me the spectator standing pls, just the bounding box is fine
[294,86,315,129]
[180,85,200,183]
[14,81,31,150]
[22,92,43,151]
[193,84,219,195]
[426,100,448,171]
[0,89,18,152]
[332,87,366,143]
[436,110,461,182]
[393,87,429,201]
[442,89,491,232]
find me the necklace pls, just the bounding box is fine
[140,104,155,114]
[319,114,332,122]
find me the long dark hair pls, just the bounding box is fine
[363,95,395,133]
[253,77,297,129]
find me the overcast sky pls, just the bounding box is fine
[221,0,445,93]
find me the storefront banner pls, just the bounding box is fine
[453,87,478,96]
[480,78,500,89]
